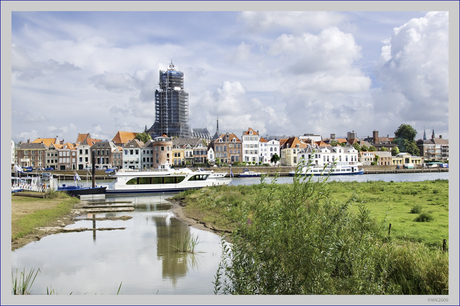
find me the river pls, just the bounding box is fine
[11,172,449,295]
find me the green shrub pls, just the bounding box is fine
[415,212,434,222]
[410,204,422,214]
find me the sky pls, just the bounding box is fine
[9,6,450,144]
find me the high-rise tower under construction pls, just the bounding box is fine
[147,62,191,138]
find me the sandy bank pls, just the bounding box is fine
[168,199,231,238]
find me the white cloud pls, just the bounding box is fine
[9,11,449,143]
[239,11,346,33]
[375,11,448,136]
[90,72,135,92]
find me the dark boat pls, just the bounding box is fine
[57,184,107,197]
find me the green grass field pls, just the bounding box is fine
[173,179,449,250]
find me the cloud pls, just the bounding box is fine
[47,123,77,140]
[375,11,448,135]
[12,110,47,123]
[90,72,135,92]
[229,42,253,64]
[239,11,346,33]
[269,27,364,75]
[12,44,80,81]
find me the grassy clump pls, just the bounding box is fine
[410,204,423,214]
[172,232,200,253]
[415,212,434,222]
[12,268,40,295]
[174,162,449,295]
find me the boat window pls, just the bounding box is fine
[126,176,185,185]
[189,174,209,181]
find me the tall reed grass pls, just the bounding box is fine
[12,268,40,295]
[172,232,200,253]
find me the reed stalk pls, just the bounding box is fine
[12,268,40,295]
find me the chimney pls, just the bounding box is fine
[373,131,379,144]
[439,135,442,139]
[27,139,30,143]
[331,133,335,140]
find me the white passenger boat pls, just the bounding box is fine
[105,166,231,194]
[289,163,364,176]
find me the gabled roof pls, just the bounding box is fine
[53,142,76,150]
[259,137,268,143]
[125,139,144,148]
[16,142,47,150]
[32,138,57,147]
[279,139,288,147]
[83,138,100,146]
[281,137,307,149]
[216,133,241,143]
[243,127,258,136]
[315,141,329,147]
[112,131,138,144]
[76,133,91,143]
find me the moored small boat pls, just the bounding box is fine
[239,168,262,177]
[289,163,364,176]
[57,184,107,197]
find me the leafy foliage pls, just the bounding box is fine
[393,124,420,156]
[270,153,280,164]
[209,163,448,295]
[135,132,152,143]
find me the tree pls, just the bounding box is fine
[394,124,417,141]
[393,124,419,155]
[391,146,400,156]
[406,141,420,156]
[353,142,361,152]
[270,153,280,164]
[379,146,388,151]
[135,132,152,143]
[368,146,376,152]
[361,145,369,152]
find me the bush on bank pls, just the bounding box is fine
[173,162,449,295]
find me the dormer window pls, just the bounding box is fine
[249,130,253,135]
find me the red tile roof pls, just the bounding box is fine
[76,133,90,143]
[112,131,138,144]
[32,138,57,147]
[242,127,258,136]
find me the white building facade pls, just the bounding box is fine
[242,128,260,163]
[123,139,144,169]
[298,145,359,168]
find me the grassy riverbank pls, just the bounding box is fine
[173,178,448,249]
[11,192,79,250]
[171,173,449,294]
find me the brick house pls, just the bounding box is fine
[212,133,242,164]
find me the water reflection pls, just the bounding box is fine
[11,193,222,295]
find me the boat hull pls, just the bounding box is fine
[289,166,364,176]
[239,174,261,177]
[58,186,107,196]
[293,170,364,176]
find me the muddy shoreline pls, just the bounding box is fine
[168,199,231,239]
[11,209,81,251]
[12,199,228,251]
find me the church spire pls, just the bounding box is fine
[212,116,220,140]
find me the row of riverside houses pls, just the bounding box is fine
[12,127,449,171]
